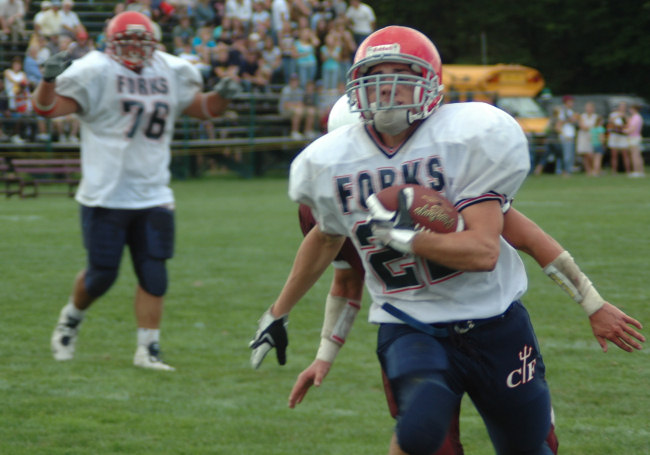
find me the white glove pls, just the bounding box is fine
[366,187,417,254]
[249,309,288,369]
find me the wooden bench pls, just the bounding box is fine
[9,158,81,198]
[0,157,20,197]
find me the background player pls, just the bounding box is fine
[35,11,240,371]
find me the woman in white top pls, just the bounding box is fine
[576,102,600,175]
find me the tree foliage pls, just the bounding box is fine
[372,0,650,99]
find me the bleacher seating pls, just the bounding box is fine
[0,3,308,178]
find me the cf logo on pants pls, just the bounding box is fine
[506,345,537,389]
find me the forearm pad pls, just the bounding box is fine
[543,251,605,315]
[316,294,361,363]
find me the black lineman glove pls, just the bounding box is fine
[213,77,242,100]
[249,309,288,369]
[43,51,72,83]
[366,187,417,254]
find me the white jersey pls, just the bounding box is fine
[290,102,530,324]
[56,50,203,208]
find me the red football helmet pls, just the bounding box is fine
[346,26,444,124]
[106,11,157,72]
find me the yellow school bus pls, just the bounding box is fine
[441,64,549,137]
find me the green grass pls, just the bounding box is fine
[0,173,648,454]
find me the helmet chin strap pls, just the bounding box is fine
[373,108,411,135]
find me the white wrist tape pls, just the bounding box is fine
[200,94,216,119]
[543,251,605,315]
[316,294,361,363]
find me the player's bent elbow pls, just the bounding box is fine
[468,243,500,271]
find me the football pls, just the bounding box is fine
[374,184,464,233]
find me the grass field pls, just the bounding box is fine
[1,172,648,454]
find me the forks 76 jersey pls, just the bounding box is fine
[55,50,203,209]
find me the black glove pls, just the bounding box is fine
[213,77,242,100]
[249,309,288,369]
[43,51,72,83]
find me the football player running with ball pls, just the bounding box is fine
[250,26,645,454]
[35,11,240,371]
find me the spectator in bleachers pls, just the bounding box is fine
[67,28,93,60]
[59,0,82,38]
[239,46,270,92]
[345,0,375,45]
[23,44,51,141]
[193,0,217,27]
[215,14,233,42]
[3,57,33,143]
[176,36,209,82]
[192,24,217,73]
[32,0,52,38]
[260,34,282,83]
[34,33,51,63]
[279,72,315,140]
[7,79,31,142]
[23,43,42,88]
[270,0,289,40]
[288,0,310,22]
[294,25,317,88]
[310,0,333,29]
[35,0,63,38]
[225,0,252,32]
[277,19,295,83]
[319,30,340,90]
[331,16,355,83]
[94,18,109,52]
[152,0,176,26]
[251,0,270,33]
[172,14,195,54]
[4,55,27,109]
[313,15,329,46]
[209,40,240,86]
[330,0,346,16]
[228,16,248,42]
[0,0,27,42]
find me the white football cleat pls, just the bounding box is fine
[133,342,175,371]
[51,310,82,361]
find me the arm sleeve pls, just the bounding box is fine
[449,105,531,212]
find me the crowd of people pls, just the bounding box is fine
[1,0,89,143]
[1,0,377,142]
[534,95,646,178]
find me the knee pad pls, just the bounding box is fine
[85,266,119,298]
[134,258,168,297]
[395,379,459,455]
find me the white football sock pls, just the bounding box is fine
[64,299,85,321]
[137,328,160,347]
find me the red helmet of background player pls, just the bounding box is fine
[106,11,157,72]
[345,26,444,126]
